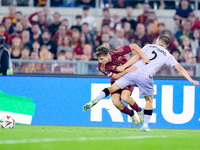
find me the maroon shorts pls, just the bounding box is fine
[111,82,134,96]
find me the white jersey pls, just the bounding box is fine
[132,44,179,77]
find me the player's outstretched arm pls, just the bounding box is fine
[112,66,137,79]
[174,64,199,86]
[129,44,149,64]
[116,54,140,72]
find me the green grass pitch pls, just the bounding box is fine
[0,125,200,150]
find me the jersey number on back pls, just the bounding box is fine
[150,51,157,61]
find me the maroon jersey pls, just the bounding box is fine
[98,45,131,83]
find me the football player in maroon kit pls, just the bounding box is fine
[90,44,149,126]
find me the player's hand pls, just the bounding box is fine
[191,80,199,86]
[116,66,125,72]
[142,56,150,64]
[125,66,137,73]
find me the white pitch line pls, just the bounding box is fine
[0,135,167,145]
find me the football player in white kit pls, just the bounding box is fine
[83,35,199,131]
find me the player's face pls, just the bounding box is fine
[98,55,110,64]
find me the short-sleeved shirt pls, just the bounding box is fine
[115,44,179,96]
[132,44,179,77]
[98,45,131,83]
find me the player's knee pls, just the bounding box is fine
[120,94,130,102]
[112,99,121,107]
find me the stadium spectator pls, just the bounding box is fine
[136,3,151,25]
[187,12,200,31]
[30,24,42,42]
[190,29,200,58]
[57,35,74,52]
[109,28,129,49]
[109,12,122,34]
[174,0,193,23]
[121,6,136,31]
[178,36,192,60]
[134,23,149,47]
[123,22,135,42]
[101,8,111,26]
[40,45,53,60]
[52,25,67,46]
[146,20,156,44]
[172,15,182,34]
[4,18,14,35]
[40,30,57,59]
[56,50,66,61]
[81,22,95,47]
[175,20,192,45]
[154,22,165,38]
[20,47,31,59]
[54,50,75,73]
[71,15,82,32]
[73,32,91,60]
[65,50,74,60]
[21,30,32,49]
[162,29,178,52]
[101,33,110,49]
[1,5,16,24]
[9,37,22,59]
[31,40,41,52]
[30,50,40,59]
[81,5,96,31]
[28,11,49,32]
[181,49,195,76]
[95,23,112,47]
[21,16,32,33]
[71,29,81,44]
[60,19,72,36]
[8,22,23,45]
[15,11,23,23]
[171,48,181,62]
[25,50,41,73]
[0,24,9,45]
[81,44,93,61]
[146,11,158,34]
[43,6,52,25]
[48,12,61,37]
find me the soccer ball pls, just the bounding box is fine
[1,116,15,128]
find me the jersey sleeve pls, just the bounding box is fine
[165,55,179,67]
[109,45,131,56]
[98,64,114,78]
[99,69,113,77]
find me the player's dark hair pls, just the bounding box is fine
[158,35,170,47]
[93,45,109,58]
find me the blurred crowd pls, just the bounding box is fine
[0,0,200,74]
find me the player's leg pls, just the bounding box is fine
[83,83,121,111]
[121,89,144,123]
[140,95,153,132]
[112,93,139,126]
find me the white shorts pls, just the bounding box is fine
[115,72,154,97]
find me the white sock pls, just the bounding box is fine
[95,91,106,101]
[143,114,151,127]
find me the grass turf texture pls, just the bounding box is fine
[0,125,200,150]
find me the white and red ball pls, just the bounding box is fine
[1,116,15,128]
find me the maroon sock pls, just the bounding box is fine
[120,106,134,116]
[130,102,141,112]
